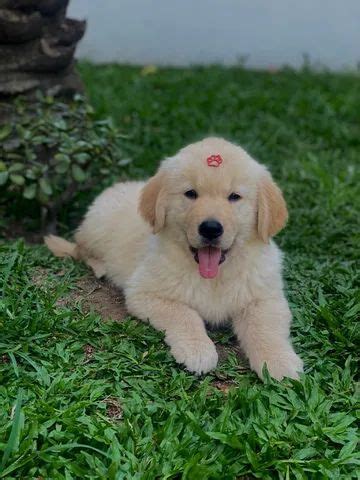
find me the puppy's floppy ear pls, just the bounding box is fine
[257,174,288,243]
[139,171,167,233]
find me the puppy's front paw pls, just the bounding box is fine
[253,348,303,381]
[168,335,218,375]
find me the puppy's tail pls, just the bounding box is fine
[44,235,80,260]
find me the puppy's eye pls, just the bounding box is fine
[228,193,242,202]
[184,189,198,199]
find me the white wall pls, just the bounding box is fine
[68,0,360,70]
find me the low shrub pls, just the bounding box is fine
[0,94,130,229]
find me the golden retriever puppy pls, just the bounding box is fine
[45,137,303,380]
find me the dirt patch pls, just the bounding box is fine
[1,354,10,364]
[104,397,123,421]
[216,342,248,370]
[31,266,53,287]
[57,276,128,322]
[83,344,95,362]
[212,380,234,394]
[31,266,128,321]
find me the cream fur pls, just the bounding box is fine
[45,137,303,380]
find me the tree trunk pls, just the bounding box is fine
[0,0,86,123]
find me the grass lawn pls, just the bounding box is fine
[1,64,359,479]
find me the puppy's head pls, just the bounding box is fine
[139,137,288,279]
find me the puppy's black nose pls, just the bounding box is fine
[199,220,224,240]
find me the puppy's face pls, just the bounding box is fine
[139,138,288,279]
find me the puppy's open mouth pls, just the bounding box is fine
[190,246,228,279]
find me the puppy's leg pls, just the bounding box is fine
[84,257,106,279]
[127,295,218,374]
[233,299,303,380]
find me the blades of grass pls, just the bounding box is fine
[15,352,40,372]
[43,443,112,459]
[0,454,33,478]
[16,351,50,386]
[7,352,19,378]
[1,389,23,470]
[0,250,18,294]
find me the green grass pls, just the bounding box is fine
[1,63,359,479]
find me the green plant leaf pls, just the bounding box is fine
[72,164,87,182]
[0,124,11,140]
[118,158,132,166]
[6,152,22,160]
[55,161,70,174]
[74,153,90,164]
[39,178,53,196]
[25,168,37,180]
[23,184,37,200]
[54,119,67,130]
[1,389,24,469]
[9,163,24,173]
[0,171,9,185]
[9,174,25,186]
[54,153,70,163]
[75,140,89,149]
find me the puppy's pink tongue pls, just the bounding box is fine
[198,246,222,279]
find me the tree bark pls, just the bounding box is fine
[0,0,86,117]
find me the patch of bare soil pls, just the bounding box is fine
[83,344,95,362]
[31,266,54,287]
[57,276,128,322]
[104,397,123,421]
[212,341,250,388]
[216,341,248,370]
[212,380,234,394]
[1,354,10,364]
[30,266,128,322]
